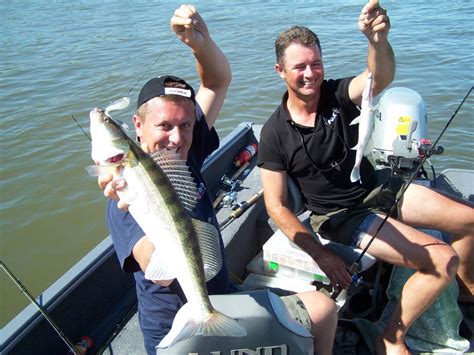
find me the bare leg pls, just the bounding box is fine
[400,184,474,302]
[359,216,459,355]
[451,235,474,301]
[297,291,337,355]
[360,183,474,354]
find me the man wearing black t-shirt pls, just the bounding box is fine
[258,1,474,354]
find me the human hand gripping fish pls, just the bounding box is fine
[349,72,374,184]
[171,4,209,49]
[359,0,390,44]
[93,97,131,208]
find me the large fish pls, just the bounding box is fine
[86,101,246,348]
[349,72,374,184]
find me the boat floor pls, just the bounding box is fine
[102,310,144,355]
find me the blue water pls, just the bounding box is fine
[1,0,473,326]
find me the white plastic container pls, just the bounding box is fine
[241,273,317,293]
[262,231,330,285]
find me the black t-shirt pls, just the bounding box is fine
[106,107,232,354]
[258,77,376,215]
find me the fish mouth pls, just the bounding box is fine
[106,153,124,164]
[90,108,107,124]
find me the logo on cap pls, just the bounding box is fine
[164,87,192,98]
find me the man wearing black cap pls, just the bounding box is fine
[101,4,338,354]
[101,5,233,354]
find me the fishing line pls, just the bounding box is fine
[353,85,473,268]
[71,114,91,142]
[0,260,79,354]
[125,36,177,99]
[331,85,473,299]
[72,35,177,141]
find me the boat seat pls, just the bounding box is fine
[156,289,314,354]
[283,176,377,272]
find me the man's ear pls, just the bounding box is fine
[132,114,143,141]
[275,63,285,80]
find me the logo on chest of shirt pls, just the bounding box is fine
[324,108,340,128]
[196,182,207,201]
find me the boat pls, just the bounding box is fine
[1,92,473,354]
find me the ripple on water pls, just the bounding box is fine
[1,0,473,326]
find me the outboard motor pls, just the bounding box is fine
[371,87,443,177]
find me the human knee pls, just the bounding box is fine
[303,292,337,329]
[317,293,337,319]
[309,292,337,328]
[444,255,460,283]
[431,246,459,280]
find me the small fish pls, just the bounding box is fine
[350,72,374,184]
[86,108,246,348]
[105,96,131,114]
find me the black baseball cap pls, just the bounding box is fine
[136,75,196,108]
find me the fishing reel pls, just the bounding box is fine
[221,191,238,207]
[219,175,243,208]
[220,175,242,190]
[331,264,364,301]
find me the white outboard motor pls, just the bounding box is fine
[371,87,443,176]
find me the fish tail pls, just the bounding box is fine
[350,166,361,184]
[157,304,246,349]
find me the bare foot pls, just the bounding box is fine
[374,335,412,355]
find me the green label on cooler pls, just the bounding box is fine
[268,261,279,271]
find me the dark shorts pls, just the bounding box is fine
[310,169,406,246]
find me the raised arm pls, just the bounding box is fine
[349,0,395,105]
[171,4,232,129]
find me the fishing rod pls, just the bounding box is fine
[0,260,80,354]
[72,35,177,139]
[219,189,264,231]
[72,114,91,142]
[332,85,473,299]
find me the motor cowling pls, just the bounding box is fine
[370,87,441,174]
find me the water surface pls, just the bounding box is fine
[1,0,473,326]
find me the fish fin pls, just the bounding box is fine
[157,304,247,349]
[150,149,197,212]
[192,219,222,282]
[144,246,177,281]
[84,164,117,176]
[350,115,360,126]
[350,167,362,184]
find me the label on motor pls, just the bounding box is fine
[396,116,412,136]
